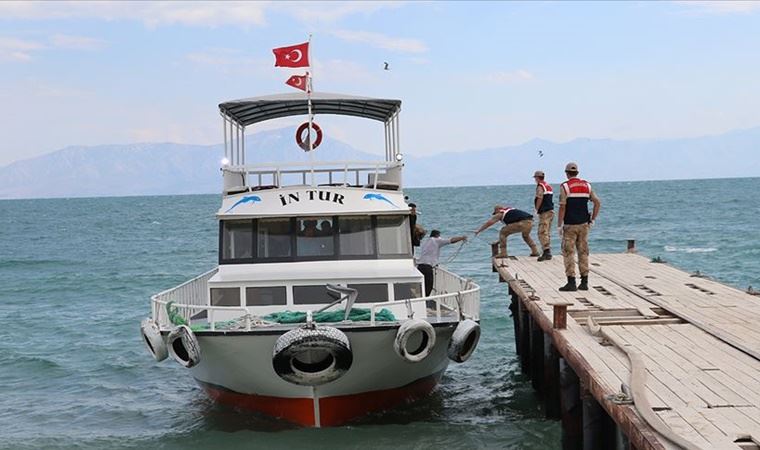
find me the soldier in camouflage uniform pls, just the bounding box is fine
[533,170,554,261]
[558,162,601,291]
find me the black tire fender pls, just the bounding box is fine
[272,326,352,386]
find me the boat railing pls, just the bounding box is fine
[149,266,479,330]
[365,266,480,325]
[222,160,403,194]
[150,268,218,327]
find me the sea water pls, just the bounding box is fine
[1,177,759,449]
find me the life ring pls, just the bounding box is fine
[447,319,481,363]
[140,318,168,362]
[296,121,322,151]
[272,326,352,386]
[167,325,201,368]
[394,319,436,363]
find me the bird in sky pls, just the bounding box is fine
[538,150,544,158]
[383,62,389,70]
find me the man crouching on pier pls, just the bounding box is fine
[475,205,539,258]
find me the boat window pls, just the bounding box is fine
[246,287,287,306]
[338,216,374,256]
[210,287,241,307]
[394,282,423,300]
[221,220,254,260]
[297,217,335,257]
[219,214,414,264]
[347,283,389,303]
[376,215,412,257]
[257,218,292,258]
[293,285,335,305]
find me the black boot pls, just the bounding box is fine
[537,249,552,261]
[578,275,589,291]
[559,277,577,291]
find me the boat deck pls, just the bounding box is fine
[494,251,760,449]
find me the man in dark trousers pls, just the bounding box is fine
[474,205,539,258]
[417,230,467,296]
[558,162,601,291]
[408,203,422,248]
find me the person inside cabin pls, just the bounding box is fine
[474,205,540,258]
[318,220,333,237]
[298,218,334,257]
[417,230,467,297]
[302,220,318,237]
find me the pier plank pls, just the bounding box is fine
[493,252,760,449]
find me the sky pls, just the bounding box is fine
[1,1,760,166]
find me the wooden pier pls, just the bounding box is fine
[493,243,760,450]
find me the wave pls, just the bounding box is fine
[664,245,718,253]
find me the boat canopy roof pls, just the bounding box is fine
[219,92,402,126]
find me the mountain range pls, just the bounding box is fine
[1,126,759,199]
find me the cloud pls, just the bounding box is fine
[0,33,107,63]
[184,47,273,78]
[0,37,44,62]
[279,1,403,23]
[673,1,760,14]
[482,70,535,84]
[331,29,428,53]
[313,58,379,85]
[50,34,107,50]
[0,1,268,27]
[0,1,402,28]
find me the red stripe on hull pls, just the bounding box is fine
[318,372,441,426]
[200,382,316,426]
[198,371,442,427]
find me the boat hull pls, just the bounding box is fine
[189,323,456,426]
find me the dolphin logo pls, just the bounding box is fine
[363,193,398,208]
[225,195,262,213]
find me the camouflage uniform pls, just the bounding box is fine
[562,223,589,277]
[538,211,554,250]
[499,219,539,257]
[535,183,554,251]
[559,180,600,277]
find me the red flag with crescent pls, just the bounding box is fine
[286,74,309,92]
[273,42,309,68]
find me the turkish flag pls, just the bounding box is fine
[286,74,309,92]
[273,42,309,68]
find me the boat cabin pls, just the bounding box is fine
[204,93,427,322]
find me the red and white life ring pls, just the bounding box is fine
[296,121,323,151]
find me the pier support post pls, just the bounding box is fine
[544,333,561,419]
[530,318,544,392]
[518,298,531,375]
[491,241,499,273]
[560,358,582,450]
[582,390,614,450]
[509,295,519,353]
[615,424,631,450]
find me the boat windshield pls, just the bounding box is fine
[219,214,411,264]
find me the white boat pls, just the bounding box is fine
[140,92,481,427]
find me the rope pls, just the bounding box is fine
[445,240,468,263]
[587,318,704,450]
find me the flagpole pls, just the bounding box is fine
[306,33,315,186]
